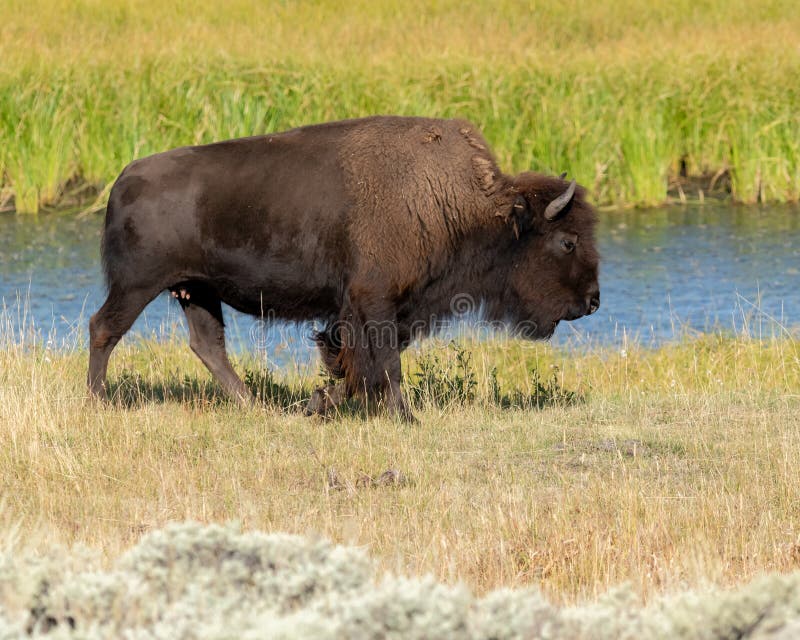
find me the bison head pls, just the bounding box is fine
[497,173,600,339]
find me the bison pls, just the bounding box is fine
[88,116,599,420]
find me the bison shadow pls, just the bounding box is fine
[104,368,313,413]
[105,345,580,414]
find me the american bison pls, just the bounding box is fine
[88,116,599,420]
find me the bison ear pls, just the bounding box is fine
[504,194,533,239]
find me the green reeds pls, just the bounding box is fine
[1,1,799,212]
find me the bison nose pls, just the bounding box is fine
[587,290,600,315]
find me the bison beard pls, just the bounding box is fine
[88,116,600,420]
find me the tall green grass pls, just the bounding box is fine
[1,0,799,212]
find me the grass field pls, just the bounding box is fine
[1,323,798,604]
[2,0,799,212]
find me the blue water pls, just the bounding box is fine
[1,205,798,366]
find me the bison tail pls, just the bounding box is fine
[99,201,115,293]
[99,177,125,292]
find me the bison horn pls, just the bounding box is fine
[559,171,567,179]
[544,179,576,221]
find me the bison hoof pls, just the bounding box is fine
[304,388,327,416]
[305,383,345,418]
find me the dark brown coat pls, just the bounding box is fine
[88,116,600,419]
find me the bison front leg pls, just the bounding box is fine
[337,293,414,422]
[305,325,347,418]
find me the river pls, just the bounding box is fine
[1,204,798,366]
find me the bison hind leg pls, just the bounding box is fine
[175,282,253,405]
[88,284,161,400]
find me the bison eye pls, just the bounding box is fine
[560,238,576,253]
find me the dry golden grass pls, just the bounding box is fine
[4,0,798,71]
[0,329,797,603]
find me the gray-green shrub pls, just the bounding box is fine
[1,522,800,638]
